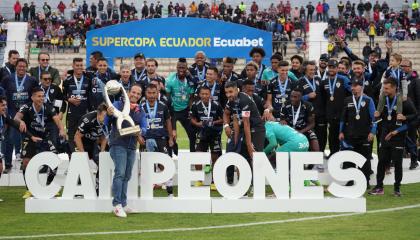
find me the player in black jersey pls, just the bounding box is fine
[241,80,264,116]
[281,88,320,152]
[191,86,223,190]
[39,71,66,148]
[224,81,265,167]
[138,59,166,91]
[62,58,92,152]
[265,60,297,121]
[141,84,174,196]
[74,103,108,195]
[298,61,326,154]
[15,87,66,199]
[195,66,222,103]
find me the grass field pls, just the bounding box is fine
[0,183,420,239]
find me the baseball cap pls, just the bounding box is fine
[319,54,329,62]
[328,59,338,67]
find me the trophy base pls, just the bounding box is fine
[118,126,141,136]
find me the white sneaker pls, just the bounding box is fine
[0,198,3,202]
[172,155,178,161]
[168,194,174,198]
[113,204,127,218]
[123,206,134,214]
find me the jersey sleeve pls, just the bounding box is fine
[190,103,199,120]
[162,104,170,121]
[18,104,30,115]
[215,102,223,120]
[77,115,92,135]
[263,128,277,154]
[266,79,274,94]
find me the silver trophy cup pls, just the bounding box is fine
[104,80,141,136]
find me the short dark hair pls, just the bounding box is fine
[96,57,108,63]
[31,87,44,95]
[292,86,304,94]
[73,57,83,63]
[242,80,255,86]
[40,71,51,79]
[278,60,289,67]
[8,50,19,58]
[90,51,103,60]
[146,58,158,67]
[383,77,398,87]
[16,58,28,66]
[223,57,235,64]
[199,85,211,93]
[271,53,283,61]
[178,57,187,63]
[224,81,237,89]
[290,55,303,64]
[146,83,158,91]
[207,66,219,74]
[37,52,50,60]
[97,103,108,112]
[249,47,266,58]
[0,96,7,104]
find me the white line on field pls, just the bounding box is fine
[1,203,420,239]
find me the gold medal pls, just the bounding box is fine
[387,115,392,121]
[330,96,334,101]
[355,114,360,120]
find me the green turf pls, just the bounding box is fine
[0,183,420,239]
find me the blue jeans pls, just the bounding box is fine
[1,126,21,168]
[110,145,136,207]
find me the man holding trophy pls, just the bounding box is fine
[104,81,148,218]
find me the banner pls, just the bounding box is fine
[86,18,272,66]
[25,151,367,213]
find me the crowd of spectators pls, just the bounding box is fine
[6,0,420,55]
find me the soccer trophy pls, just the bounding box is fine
[104,80,141,136]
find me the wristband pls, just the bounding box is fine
[223,124,230,129]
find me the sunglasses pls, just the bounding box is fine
[40,59,50,62]
[42,77,52,80]
[400,65,410,67]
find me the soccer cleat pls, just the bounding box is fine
[0,198,3,202]
[409,161,419,170]
[123,206,134,214]
[311,180,322,186]
[54,187,63,197]
[304,180,311,186]
[22,191,32,199]
[204,165,212,174]
[194,181,203,187]
[113,204,127,218]
[393,190,402,197]
[368,188,384,195]
[172,155,178,161]
[210,183,217,191]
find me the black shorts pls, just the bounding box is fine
[21,138,56,159]
[82,138,99,164]
[195,130,222,155]
[303,130,318,141]
[146,138,169,154]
